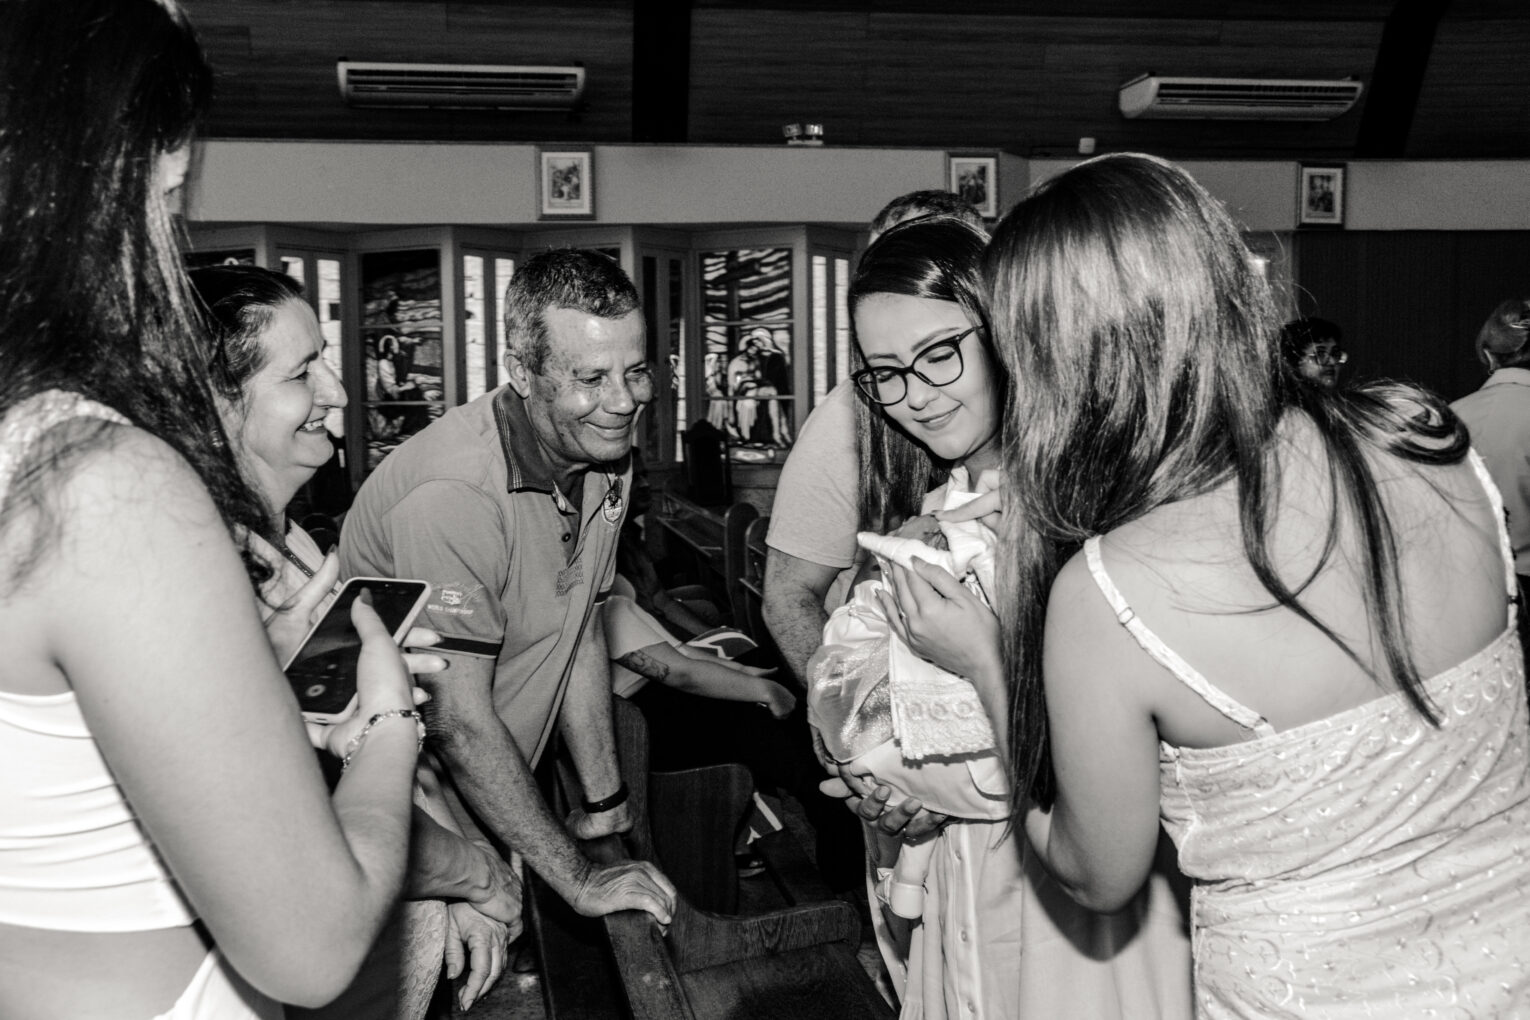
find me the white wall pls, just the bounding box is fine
[1348,162,1530,230]
[189,141,946,227]
[1029,157,1300,232]
[189,141,1530,235]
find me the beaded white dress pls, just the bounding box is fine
[1083,453,1530,1019]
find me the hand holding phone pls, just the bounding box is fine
[283,577,431,723]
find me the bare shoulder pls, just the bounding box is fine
[3,423,220,573]
[53,422,215,507]
[1043,544,1137,664]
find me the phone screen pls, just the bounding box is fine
[285,579,429,716]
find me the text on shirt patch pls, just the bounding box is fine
[430,581,485,616]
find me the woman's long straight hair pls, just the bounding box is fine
[986,153,1467,809]
[850,216,997,531]
[0,0,272,585]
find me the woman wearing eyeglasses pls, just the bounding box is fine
[811,218,1191,1020]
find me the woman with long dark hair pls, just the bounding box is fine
[967,153,1530,1016]
[0,2,436,1016]
[817,217,1190,1019]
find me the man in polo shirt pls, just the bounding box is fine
[341,249,676,925]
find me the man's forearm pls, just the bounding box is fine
[436,722,591,903]
[764,589,829,686]
[558,615,623,803]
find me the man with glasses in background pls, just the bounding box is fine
[1280,316,1348,387]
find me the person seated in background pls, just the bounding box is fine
[1451,297,1530,635]
[1279,315,1347,386]
[763,189,983,688]
[616,446,724,639]
[867,189,986,240]
[189,263,520,1017]
[603,579,865,891]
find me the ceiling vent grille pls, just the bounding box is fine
[1119,74,1363,121]
[337,61,585,110]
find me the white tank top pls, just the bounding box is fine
[0,391,197,931]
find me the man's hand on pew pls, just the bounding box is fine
[568,857,678,926]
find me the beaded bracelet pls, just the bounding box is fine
[341,709,426,773]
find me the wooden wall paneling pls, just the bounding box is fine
[1363,233,1461,397]
[1352,0,1448,157]
[860,15,1050,151]
[691,11,1387,156]
[633,0,693,142]
[688,10,871,146]
[693,1,1398,17]
[1407,18,1530,158]
[1448,233,1530,400]
[443,3,634,139]
[194,0,633,142]
[1293,230,1530,401]
[1029,19,1381,158]
[1294,231,1460,396]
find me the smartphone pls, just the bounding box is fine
[283,577,431,722]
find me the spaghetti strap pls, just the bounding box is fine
[0,391,129,503]
[1082,536,1277,738]
[1465,448,1519,630]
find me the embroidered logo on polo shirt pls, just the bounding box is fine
[431,582,485,616]
[555,559,585,597]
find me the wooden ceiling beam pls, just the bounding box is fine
[633,0,693,142]
[1354,0,1450,157]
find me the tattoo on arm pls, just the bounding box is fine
[616,649,671,682]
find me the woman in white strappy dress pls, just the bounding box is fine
[895,153,1530,1017]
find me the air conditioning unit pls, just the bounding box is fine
[336,61,585,110]
[1118,74,1362,121]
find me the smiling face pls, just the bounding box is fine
[510,306,653,481]
[854,292,1000,470]
[225,298,346,515]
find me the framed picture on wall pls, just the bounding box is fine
[537,147,595,220]
[1298,164,1345,228]
[947,153,999,219]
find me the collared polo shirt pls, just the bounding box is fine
[340,387,630,766]
[1453,367,1530,575]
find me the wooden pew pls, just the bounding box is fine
[651,493,759,624]
[729,515,774,653]
[488,699,891,1020]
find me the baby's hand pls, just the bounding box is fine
[893,514,945,548]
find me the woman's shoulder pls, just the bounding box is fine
[42,422,220,533]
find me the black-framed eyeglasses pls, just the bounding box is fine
[852,327,976,406]
[1303,345,1348,367]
